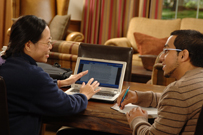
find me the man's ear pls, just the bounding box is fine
[180,49,190,62]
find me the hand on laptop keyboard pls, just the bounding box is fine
[80,78,101,100]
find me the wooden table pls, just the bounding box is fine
[42,82,165,135]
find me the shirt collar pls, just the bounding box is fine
[13,53,38,66]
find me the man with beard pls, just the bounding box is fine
[117,30,203,135]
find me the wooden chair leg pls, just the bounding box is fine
[39,124,46,135]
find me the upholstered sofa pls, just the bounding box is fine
[104,17,203,68]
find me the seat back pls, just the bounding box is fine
[181,18,203,33]
[13,0,69,24]
[78,43,133,81]
[194,105,203,135]
[0,76,10,135]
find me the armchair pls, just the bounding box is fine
[9,0,84,42]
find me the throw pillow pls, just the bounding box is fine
[133,32,168,55]
[49,14,71,40]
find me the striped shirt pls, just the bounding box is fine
[131,67,203,135]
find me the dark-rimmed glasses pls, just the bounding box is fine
[38,37,53,48]
[163,48,182,54]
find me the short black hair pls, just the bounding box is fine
[2,15,47,59]
[171,30,203,67]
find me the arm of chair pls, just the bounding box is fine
[48,52,78,69]
[153,63,163,70]
[51,40,80,55]
[8,22,85,42]
[66,31,84,42]
[151,62,175,86]
[48,40,80,69]
[104,37,132,48]
[7,28,11,36]
[8,28,85,42]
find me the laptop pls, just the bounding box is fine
[65,57,126,102]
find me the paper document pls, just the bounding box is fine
[111,103,158,118]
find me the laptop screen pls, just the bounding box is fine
[75,59,124,88]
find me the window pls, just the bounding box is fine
[162,0,203,19]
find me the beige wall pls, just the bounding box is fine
[68,0,83,20]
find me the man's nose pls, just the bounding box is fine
[159,51,164,62]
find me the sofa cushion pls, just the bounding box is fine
[127,17,181,52]
[133,32,168,55]
[49,14,71,40]
[181,18,203,33]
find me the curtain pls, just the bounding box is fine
[81,0,139,44]
[0,0,12,49]
[139,0,163,19]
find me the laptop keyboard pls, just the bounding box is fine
[71,89,80,93]
[95,91,115,97]
[71,89,116,97]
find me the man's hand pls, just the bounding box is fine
[126,107,148,125]
[117,88,138,110]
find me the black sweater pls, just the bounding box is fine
[0,53,88,135]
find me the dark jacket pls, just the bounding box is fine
[0,53,88,135]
